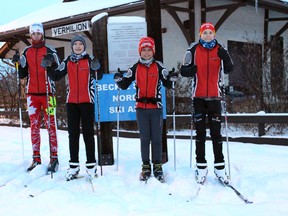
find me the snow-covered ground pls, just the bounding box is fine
[0,126,288,216]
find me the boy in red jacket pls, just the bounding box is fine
[180,23,234,184]
[46,35,102,181]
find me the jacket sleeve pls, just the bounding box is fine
[116,63,136,90]
[180,43,197,77]
[47,59,68,81]
[156,61,173,89]
[18,48,29,79]
[217,43,234,74]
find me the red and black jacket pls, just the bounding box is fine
[19,45,58,95]
[181,41,233,99]
[47,54,102,104]
[117,59,172,109]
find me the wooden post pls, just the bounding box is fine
[145,0,168,163]
[91,14,114,166]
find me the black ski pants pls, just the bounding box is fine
[66,103,96,166]
[136,108,163,164]
[193,98,224,166]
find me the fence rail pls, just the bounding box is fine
[1,111,287,146]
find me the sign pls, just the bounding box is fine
[107,17,147,73]
[52,21,90,37]
[94,74,166,122]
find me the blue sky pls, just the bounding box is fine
[0,0,61,25]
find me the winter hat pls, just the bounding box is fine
[138,37,155,55]
[29,23,44,35]
[71,35,86,51]
[199,22,215,36]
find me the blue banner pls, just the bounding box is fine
[94,74,166,122]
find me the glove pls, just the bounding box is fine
[45,96,56,115]
[91,58,101,70]
[167,69,178,82]
[217,47,230,62]
[41,53,56,68]
[12,53,20,63]
[180,64,197,77]
[114,72,123,82]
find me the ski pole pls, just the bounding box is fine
[14,58,25,164]
[189,78,195,168]
[171,71,176,171]
[221,60,231,179]
[116,86,120,171]
[116,68,125,171]
[95,71,103,176]
[183,51,195,168]
[44,69,53,179]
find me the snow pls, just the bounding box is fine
[0,0,141,33]
[1,126,288,215]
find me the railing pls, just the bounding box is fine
[1,111,287,146]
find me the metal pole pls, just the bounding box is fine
[116,88,120,171]
[221,60,231,179]
[172,82,176,171]
[15,62,25,163]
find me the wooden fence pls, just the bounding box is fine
[0,111,287,146]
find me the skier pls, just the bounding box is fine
[45,35,102,181]
[14,22,60,173]
[113,37,178,182]
[180,22,234,183]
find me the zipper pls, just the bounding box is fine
[206,50,210,97]
[36,49,40,93]
[77,62,79,103]
[145,67,148,108]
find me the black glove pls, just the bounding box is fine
[12,53,20,63]
[180,65,197,77]
[91,58,101,70]
[114,72,123,82]
[167,69,178,82]
[217,47,230,62]
[41,53,55,68]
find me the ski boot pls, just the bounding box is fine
[27,155,41,172]
[153,163,165,183]
[86,163,98,180]
[140,162,151,182]
[66,166,80,181]
[47,157,59,174]
[214,168,229,183]
[195,167,208,184]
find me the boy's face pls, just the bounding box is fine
[31,32,43,42]
[72,41,85,54]
[140,47,153,60]
[200,29,215,42]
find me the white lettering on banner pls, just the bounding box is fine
[128,106,136,112]
[52,21,90,37]
[97,83,132,91]
[112,94,135,102]
[109,106,125,114]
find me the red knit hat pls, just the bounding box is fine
[138,37,155,55]
[199,22,215,35]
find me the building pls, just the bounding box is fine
[0,0,287,105]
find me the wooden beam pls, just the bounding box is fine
[201,0,206,23]
[165,7,192,44]
[214,5,240,31]
[15,35,30,46]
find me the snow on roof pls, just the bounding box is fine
[0,0,140,33]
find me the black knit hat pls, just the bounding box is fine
[71,35,86,51]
